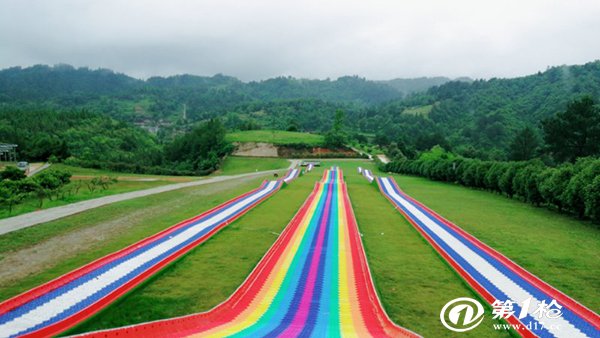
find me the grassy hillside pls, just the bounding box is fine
[67,166,317,334]
[401,104,433,116]
[0,164,191,220]
[216,156,290,175]
[389,174,600,311]
[226,130,324,146]
[1,159,596,337]
[0,159,288,221]
[0,175,275,302]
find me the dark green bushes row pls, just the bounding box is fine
[385,149,600,222]
[64,158,211,176]
[283,152,368,159]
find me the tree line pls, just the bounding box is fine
[0,107,233,176]
[384,146,600,222]
[0,167,72,213]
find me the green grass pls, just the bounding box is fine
[0,162,202,220]
[0,177,174,220]
[216,156,290,175]
[3,159,597,337]
[402,104,433,116]
[328,161,508,337]
[390,174,600,311]
[67,167,317,334]
[226,129,324,145]
[1,159,288,220]
[51,164,199,181]
[0,175,277,302]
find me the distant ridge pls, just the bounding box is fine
[378,76,472,95]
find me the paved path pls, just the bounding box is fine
[27,162,51,176]
[376,154,390,164]
[0,160,299,236]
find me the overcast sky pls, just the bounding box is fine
[1,0,599,81]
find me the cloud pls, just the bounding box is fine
[1,0,599,80]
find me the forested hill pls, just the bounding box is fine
[1,61,600,162]
[0,64,463,123]
[378,76,471,95]
[0,64,139,102]
[365,60,600,160]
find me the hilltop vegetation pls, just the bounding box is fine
[378,76,469,95]
[0,108,161,164]
[1,60,600,172]
[368,61,600,160]
[0,65,460,138]
[225,130,324,146]
[0,108,232,175]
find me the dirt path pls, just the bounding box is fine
[0,176,260,286]
[377,154,390,164]
[0,162,296,236]
[27,162,51,176]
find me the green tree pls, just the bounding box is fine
[542,96,600,162]
[538,165,573,212]
[1,166,26,181]
[165,119,232,172]
[509,126,540,161]
[562,158,600,217]
[324,110,348,148]
[512,161,544,205]
[584,175,600,221]
[0,181,33,214]
[31,169,72,207]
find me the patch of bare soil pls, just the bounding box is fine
[0,175,260,287]
[232,142,279,157]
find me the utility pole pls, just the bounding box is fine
[183,103,187,121]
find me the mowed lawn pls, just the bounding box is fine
[0,164,199,220]
[51,164,200,181]
[0,174,275,302]
[67,168,317,335]
[226,129,324,145]
[216,156,290,175]
[390,174,600,311]
[0,159,288,220]
[2,159,596,337]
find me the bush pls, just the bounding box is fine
[584,175,600,221]
[385,147,600,222]
[1,166,26,181]
[512,161,544,205]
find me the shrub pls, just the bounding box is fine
[385,147,600,222]
[1,166,26,181]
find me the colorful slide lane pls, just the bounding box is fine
[78,169,420,338]
[362,169,374,183]
[376,176,600,338]
[282,168,300,183]
[0,180,283,338]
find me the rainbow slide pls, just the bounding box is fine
[282,168,300,183]
[77,169,420,337]
[376,176,600,338]
[0,180,283,338]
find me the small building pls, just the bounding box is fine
[0,143,18,162]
